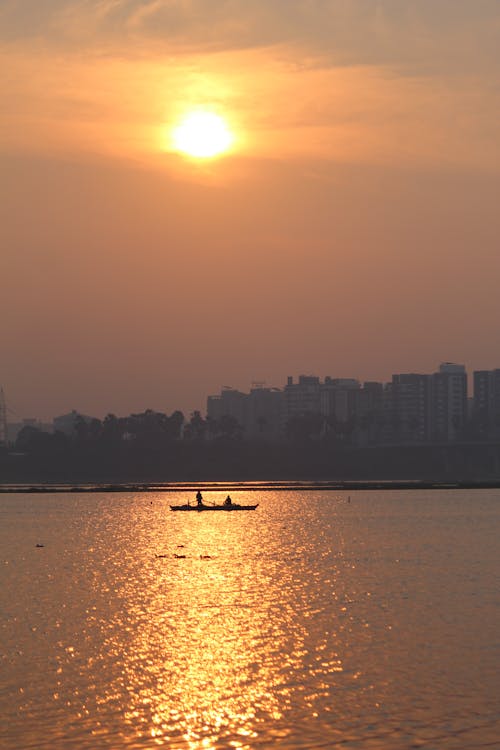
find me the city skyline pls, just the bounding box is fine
[6,363,500,453]
[4,360,500,424]
[2,2,499,424]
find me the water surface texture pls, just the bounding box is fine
[1,490,499,749]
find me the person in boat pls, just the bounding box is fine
[196,490,203,506]
[224,495,233,506]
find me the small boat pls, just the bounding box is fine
[170,502,258,512]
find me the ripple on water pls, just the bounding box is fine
[0,490,500,749]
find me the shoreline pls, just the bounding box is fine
[1,479,500,493]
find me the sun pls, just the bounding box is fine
[171,111,233,159]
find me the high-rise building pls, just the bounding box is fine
[473,369,500,438]
[246,385,283,439]
[207,387,247,427]
[353,381,386,445]
[430,363,467,441]
[0,388,7,446]
[206,364,471,445]
[283,375,321,421]
[320,378,360,423]
[388,373,432,443]
[206,385,283,439]
[383,364,467,444]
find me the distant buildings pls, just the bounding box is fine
[207,363,489,445]
[284,375,321,431]
[207,384,282,440]
[473,369,500,439]
[6,364,500,449]
[0,388,6,446]
[6,412,96,444]
[431,363,468,442]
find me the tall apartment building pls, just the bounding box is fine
[383,364,467,444]
[0,388,6,447]
[246,385,283,439]
[430,363,468,441]
[319,378,386,444]
[474,369,500,438]
[283,375,321,424]
[206,385,283,439]
[284,375,386,444]
[320,378,360,423]
[207,364,468,444]
[355,381,386,444]
[388,373,432,443]
[206,387,247,428]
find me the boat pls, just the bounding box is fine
[170,502,259,511]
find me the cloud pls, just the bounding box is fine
[1,0,499,75]
[1,1,499,176]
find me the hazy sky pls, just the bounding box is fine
[2,1,500,420]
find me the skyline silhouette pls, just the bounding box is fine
[4,360,500,423]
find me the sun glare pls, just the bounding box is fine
[171,111,233,159]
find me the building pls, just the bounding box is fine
[430,363,467,441]
[284,375,386,444]
[246,385,283,439]
[0,388,6,446]
[381,364,467,444]
[320,378,360,423]
[206,385,283,439]
[387,373,432,443]
[283,375,321,430]
[473,369,500,438]
[206,387,247,428]
[353,381,386,445]
[206,364,470,445]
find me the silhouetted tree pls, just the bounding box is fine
[88,418,102,440]
[211,415,243,441]
[73,415,89,442]
[286,413,323,442]
[15,426,44,452]
[184,411,207,441]
[168,410,184,440]
[102,413,121,442]
[15,426,63,455]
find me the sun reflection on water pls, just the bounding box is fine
[2,490,500,749]
[79,492,346,748]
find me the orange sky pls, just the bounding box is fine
[1,1,500,419]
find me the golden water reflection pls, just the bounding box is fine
[2,490,500,749]
[88,492,346,748]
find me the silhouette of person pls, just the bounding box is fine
[196,490,203,506]
[224,495,232,506]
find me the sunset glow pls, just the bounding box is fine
[171,111,233,158]
[2,1,500,420]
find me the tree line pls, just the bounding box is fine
[2,407,500,484]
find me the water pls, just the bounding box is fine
[1,489,499,749]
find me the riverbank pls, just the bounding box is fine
[1,479,500,493]
[3,440,500,488]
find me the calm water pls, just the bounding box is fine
[1,490,499,750]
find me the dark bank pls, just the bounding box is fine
[2,435,500,487]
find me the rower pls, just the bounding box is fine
[196,490,203,506]
[224,495,232,506]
